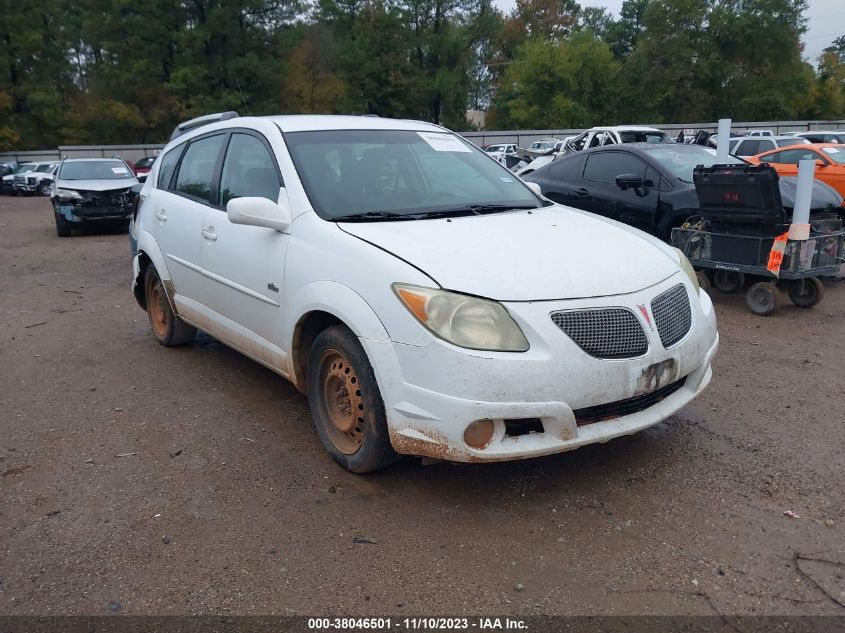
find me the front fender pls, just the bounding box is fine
[284,280,390,383]
[286,280,390,343]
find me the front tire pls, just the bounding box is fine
[54,214,71,237]
[144,265,196,346]
[306,325,400,473]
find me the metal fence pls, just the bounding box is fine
[2,119,844,163]
[0,144,164,164]
[458,120,845,148]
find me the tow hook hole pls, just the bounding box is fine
[504,418,544,437]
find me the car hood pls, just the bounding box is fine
[778,176,843,211]
[339,206,680,301]
[56,177,138,192]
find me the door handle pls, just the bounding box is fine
[155,210,167,221]
[574,187,590,197]
[202,228,218,241]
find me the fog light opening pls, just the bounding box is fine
[504,418,544,437]
[464,419,495,449]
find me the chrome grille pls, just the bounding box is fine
[651,284,692,348]
[551,308,648,359]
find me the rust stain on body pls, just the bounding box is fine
[391,428,484,463]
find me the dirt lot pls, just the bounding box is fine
[0,195,843,617]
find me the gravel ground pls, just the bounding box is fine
[0,195,843,617]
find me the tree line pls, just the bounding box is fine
[1,0,843,150]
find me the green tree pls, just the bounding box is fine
[0,0,78,147]
[492,31,619,128]
[511,0,579,41]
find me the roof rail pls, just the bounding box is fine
[170,111,239,141]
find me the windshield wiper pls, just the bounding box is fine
[332,204,538,223]
[332,211,416,222]
[454,204,537,215]
[414,204,538,218]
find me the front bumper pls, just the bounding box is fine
[55,202,132,224]
[366,275,719,463]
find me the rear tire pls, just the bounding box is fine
[144,265,196,346]
[306,325,400,473]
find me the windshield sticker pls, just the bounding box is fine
[111,167,129,174]
[500,176,514,183]
[417,132,471,153]
[821,147,840,154]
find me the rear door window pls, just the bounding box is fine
[548,156,585,180]
[157,146,184,189]
[735,140,760,156]
[173,134,226,204]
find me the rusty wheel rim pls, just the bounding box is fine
[148,276,169,339]
[319,349,364,455]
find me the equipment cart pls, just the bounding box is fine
[671,164,844,316]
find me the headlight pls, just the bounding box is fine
[55,188,83,201]
[674,248,699,293]
[393,283,529,352]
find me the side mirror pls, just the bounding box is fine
[227,193,291,232]
[524,181,542,196]
[616,173,643,191]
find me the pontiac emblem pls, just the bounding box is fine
[637,304,653,329]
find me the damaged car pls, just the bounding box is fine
[50,158,138,237]
[1,162,31,195]
[12,161,57,195]
[132,112,718,473]
[524,144,843,240]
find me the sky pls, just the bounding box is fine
[491,0,845,64]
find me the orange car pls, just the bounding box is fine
[748,143,845,197]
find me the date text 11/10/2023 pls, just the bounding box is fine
[307,617,528,630]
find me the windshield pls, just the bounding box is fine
[648,147,745,182]
[136,157,155,168]
[285,130,542,220]
[531,141,556,150]
[485,145,506,153]
[59,160,134,180]
[35,164,55,173]
[619,131,672,144]
[13,164,31,174]
[820,147,845,164]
